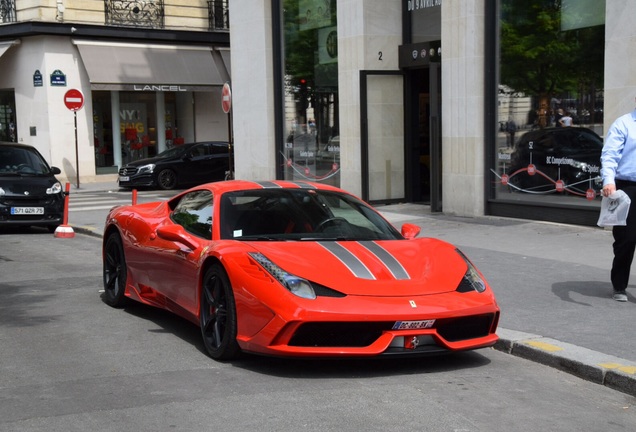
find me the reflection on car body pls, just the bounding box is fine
[102,180,500,361]
[506,127,603,196]
[118,141,230,190]
[0,142,64,232]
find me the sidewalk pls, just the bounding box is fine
[69,179,636,397]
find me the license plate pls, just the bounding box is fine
[392,319,435,330]
[11,207,44,215]
[119,176,130,182]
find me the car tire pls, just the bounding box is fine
[200,264,241,360]
[102,232,128,307]
[157,169,177,190]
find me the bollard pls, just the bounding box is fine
[132,189,138,205]
[54,182,75,238]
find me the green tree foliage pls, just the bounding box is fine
[500,0,604,125]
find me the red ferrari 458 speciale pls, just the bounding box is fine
[102,180,499,360]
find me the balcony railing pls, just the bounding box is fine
[104,0,165,29]
[208,0,229,31]
[0,0,16,23]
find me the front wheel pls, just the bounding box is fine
[157,169,177,190]
[103,232,128,307]
[200,264,240,360]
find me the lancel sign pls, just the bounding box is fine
[133,85,188,92]
[407,0,441,10]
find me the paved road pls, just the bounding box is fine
[62,182,636,397]
[2,231,636,431]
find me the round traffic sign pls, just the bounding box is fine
[222,82,232,114]
[64,89,84,111]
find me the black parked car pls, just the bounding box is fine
[507,127,603,195]
[118,141,230,190]
[0,142,64,232]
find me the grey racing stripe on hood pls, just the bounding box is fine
[318,241,376,280]
[359,241,411,280]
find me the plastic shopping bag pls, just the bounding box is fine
[597,190,631,227]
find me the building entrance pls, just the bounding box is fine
[408,66,441,210]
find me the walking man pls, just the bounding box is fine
[601,97,636,302]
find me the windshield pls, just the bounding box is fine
[0,146,52,175]
[156,145,190,159]
[220,188,403,241]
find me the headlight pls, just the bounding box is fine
[137,163,155,174]
[455,249,487,293]
[249,252,316,299]
[46,182,62,195]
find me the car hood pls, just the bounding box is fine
[246,238,468,296]
[0,175,59,197]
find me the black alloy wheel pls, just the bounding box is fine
[103,232,128,307]
[157,168,177,190]
[200,264,240,360]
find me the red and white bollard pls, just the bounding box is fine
[54,182,75,238]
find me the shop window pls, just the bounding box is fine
[0,90,17,142]
[281,0,339,187]
[493,0,605,209]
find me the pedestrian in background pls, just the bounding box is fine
[506,117,517,148]
[559,111,573,127]
[601,97,636,302]
[555,108,564,127]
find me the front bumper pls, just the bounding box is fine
[236,290,501,358]
[118,173,156,188]
[0,194,64,227]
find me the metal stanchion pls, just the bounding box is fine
[54,182,75,238]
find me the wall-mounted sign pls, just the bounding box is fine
[132,85,188,92]
[33,70,43,87]
[398,41,441,68]
[50,70,67,86]
[407,0,442,11]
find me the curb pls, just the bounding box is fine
[71,225,103,239]
[70,224,636,398]
[494,328,636,397]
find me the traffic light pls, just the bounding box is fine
[298,78,308,111]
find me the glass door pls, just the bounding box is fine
[361,71,405,203]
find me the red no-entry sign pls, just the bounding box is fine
[222,82,232,114]
[64,89,84,111]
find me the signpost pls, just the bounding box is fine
[222,82,232,114]
[64,89,84,188]
[222,82,234,179]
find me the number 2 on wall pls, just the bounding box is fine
[378,51,383,61]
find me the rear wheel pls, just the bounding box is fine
[103,232,128,307]
[200,264,240,360]
[157,169,177,190]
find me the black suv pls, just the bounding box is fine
[0,142,64,231]
[507,127,603,195]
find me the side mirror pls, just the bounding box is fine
[51,166,61,175]
[156,224,200,251]
[401,223,421,239]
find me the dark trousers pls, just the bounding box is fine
[611,180,636,291]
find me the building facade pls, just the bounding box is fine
[0,0,230,184]
[230,0,635,226]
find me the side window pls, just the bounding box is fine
[190,144,209,158]
[171,190,214,239]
